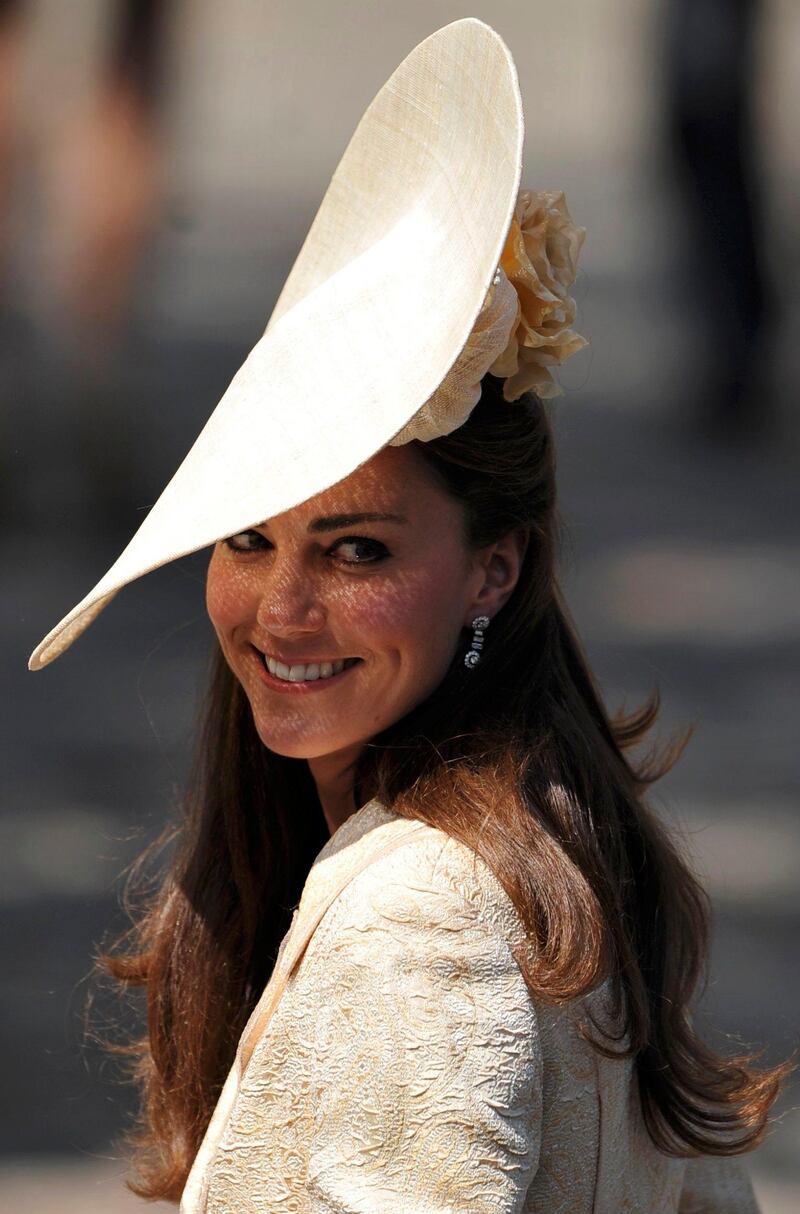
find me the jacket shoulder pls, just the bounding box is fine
[315,811,532,962]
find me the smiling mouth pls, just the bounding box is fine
[253,647,361,684]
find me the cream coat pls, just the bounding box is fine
[180,799,762,1213]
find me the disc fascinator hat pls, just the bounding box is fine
[29,17,587,672]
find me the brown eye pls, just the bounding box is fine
[224,530,269,552]
[331,537,390,565]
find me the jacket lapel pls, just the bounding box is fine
[180,799,427,1213]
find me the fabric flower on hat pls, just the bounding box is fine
[389,187,588,446]
[490,189,588,400]
[388,260,519,446]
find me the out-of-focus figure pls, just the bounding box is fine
[48,0,169,528]
[0,0,170,530]
[663,0,776,442]
[47,0,166,348]
[1,0,167,336]
[0,1,25,289]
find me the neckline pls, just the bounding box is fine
[312,796,398,864]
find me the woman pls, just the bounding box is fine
[29,18,792,1212]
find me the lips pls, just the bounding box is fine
[250,645,364,694]
[265,653,359,679]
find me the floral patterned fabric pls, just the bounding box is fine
[180,799,762,1213]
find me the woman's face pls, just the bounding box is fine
[206,443,510,763]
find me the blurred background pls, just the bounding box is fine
[1,0,798,1209]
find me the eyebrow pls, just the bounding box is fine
[309,511,409,533]
[258,512,409,534]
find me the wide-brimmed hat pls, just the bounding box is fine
[29,17,586,671]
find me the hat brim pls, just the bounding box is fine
[29,17,523,670]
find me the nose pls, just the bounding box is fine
[254,564,327,636]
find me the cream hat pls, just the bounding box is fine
[29,17,586,672]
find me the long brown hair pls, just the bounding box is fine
[95,374,795,1202]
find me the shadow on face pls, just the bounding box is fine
[204,443,488,763]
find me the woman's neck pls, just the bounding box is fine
[307,745,364,836]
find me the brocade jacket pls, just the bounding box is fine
[179,798,762,1213]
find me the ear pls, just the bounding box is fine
[463,526,529,627]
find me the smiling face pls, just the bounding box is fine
[206,444,495,766]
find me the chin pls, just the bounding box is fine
[252,722,356,761]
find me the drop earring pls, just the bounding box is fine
[464,615,490,669]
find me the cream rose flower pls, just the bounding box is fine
[489,189,588,400]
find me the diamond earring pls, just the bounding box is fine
[464,615,490,669]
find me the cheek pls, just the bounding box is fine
[206,553,254,637]
[356,557,466,662]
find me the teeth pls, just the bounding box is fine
[265,655,355,682]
